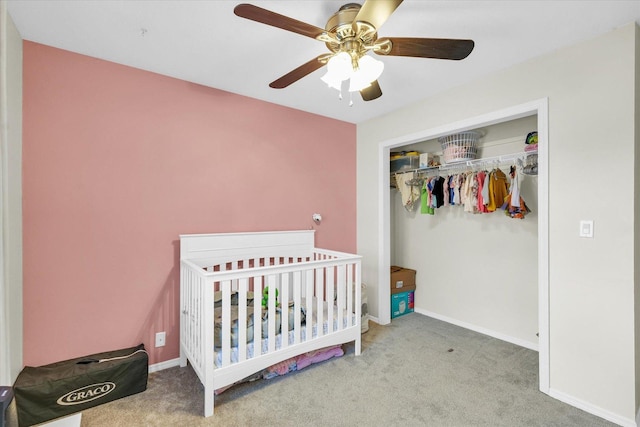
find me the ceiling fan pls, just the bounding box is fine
[233,0,475,102]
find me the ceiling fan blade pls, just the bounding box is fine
[354,0,403,30]
[234,4,327,40]
[375,37,474,60]
[269,56,327,89]
[361,80,382,101]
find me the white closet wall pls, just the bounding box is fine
[391,115,538,348]
[0,3,23,385]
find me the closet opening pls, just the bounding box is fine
[377,99,549,394]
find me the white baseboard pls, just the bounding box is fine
[148,357,181,373]
[549,388,635,427]
[415,308,539,351]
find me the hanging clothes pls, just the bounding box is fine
[395,173,421,212]
[443,175,450,207]
[509,165,521,208]
[453,174,463,205]
[463,172,478,213]
[421,181,434,215]
[448,175,456,205]
[459,173,467,206]
[501,166,531,219]
[433,176,446,208]
[430,177,438,209]
[480,170,490,210]
[476,171,489,213]
[487,168,509,212]
[394,152,534,220]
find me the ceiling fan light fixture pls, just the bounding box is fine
[321,71,343,90]
[348,55,383,92]
[358,54,384,82]
[348,69,372,92]
[326,52,352,81]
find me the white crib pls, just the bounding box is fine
[179,230,362,417]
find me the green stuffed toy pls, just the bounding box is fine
[261,286,279,308]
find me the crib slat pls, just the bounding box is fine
[221,280,232,367]
[238,278,248,363]
[337,264,346,330]
[280,272,290,349]
[192,271,198,365]
[293,271,302,345]
[253,276,262,357]
[347,263,353,327]
[305,269,313,341]
[194,271,201,366]
[354,260,362,355]
[203,275,209,365]
[315,267,324,338]
[327,266,334,334]
[267,274,277,353]
[189,270,196,364]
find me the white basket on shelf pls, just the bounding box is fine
[439,131,482,163]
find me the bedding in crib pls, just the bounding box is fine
[213,291,306,348]
[213,292,348,365]
[214,310,354,367]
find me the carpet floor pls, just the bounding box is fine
[7,313,617,426]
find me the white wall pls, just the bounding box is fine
[391,116,539,348]
[357,23,638,424]
[0,1,23,385]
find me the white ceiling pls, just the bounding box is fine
[6,0,640,124]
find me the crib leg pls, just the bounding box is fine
[355,333,362,356]
[204,387,214,417]
[179,344,187,368]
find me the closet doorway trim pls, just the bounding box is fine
[377,98,549,394]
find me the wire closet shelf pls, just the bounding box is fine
[396,149,538,177]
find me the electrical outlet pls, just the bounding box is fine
[155,331,166,347]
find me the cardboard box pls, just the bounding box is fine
[391,266,416,294]
[391,290,414,318]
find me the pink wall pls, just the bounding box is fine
[22,42,356,366]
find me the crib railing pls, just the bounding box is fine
[180,249,361,392]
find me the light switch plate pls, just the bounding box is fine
[579,220,594,238]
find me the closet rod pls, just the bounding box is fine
[439,149,537,173]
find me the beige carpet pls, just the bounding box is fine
[7,314,616,426]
